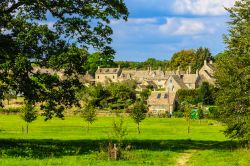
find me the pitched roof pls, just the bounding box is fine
[171,75,187,89]
[96,68,120,74]
[147,91,169,105]
[183,74,198,84]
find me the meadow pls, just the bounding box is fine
[0,114,249,166]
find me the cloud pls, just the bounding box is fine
[173,0,236,16]
[159,18,215,36]
[111,18,157,25]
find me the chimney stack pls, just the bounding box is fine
[98,66,100,69]
[204,60,207,66]
[196,69,199,76]
[188,65,191,74]
[209,60,213,64]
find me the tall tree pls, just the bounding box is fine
[215,0,250,143]
[0,1,128,119]
[84,52,116,75]
[81,104,97,132]
[199,82,214,105]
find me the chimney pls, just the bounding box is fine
[150,66,152,73]
[98,66,100,69]
[196,69,199,76]
[209,60,213,64]
[148,67,150,72]
[188,65,191,74]
[118,65,120,69]
[158,66,161,71]
[204,60,207,66]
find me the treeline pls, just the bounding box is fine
[116,47,214,72]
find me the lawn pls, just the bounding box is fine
[0,114,249,165]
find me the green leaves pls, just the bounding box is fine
[0,0,128,119]
[215,0,250,143]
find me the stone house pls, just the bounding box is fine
[147,91,176,115]
[95,66,122,84]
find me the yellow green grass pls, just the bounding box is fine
[0,115,249,165]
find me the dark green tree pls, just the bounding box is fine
[194,47,213,72]
[199,82,214,105]
[215,0,250,143]
[0,0,128,119]
[21,102,38,134]
[84,52,116,75]
[130,100,147,134]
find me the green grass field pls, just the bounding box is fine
[0,114,249,165]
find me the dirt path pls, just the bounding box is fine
[176,150,197,166]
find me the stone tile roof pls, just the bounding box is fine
[171,75,187,88]
[96,68,120,74]
[183,74,198,84]
[147,91,170,105]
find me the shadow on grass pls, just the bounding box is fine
[0,139,239,159]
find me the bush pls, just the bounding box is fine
[172,111,184,118]
[0,107,21,114]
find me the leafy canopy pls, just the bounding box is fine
[215,0,250,143]
[0,0,128,119]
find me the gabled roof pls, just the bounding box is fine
[171,75,187,89]
[183,74,199,84]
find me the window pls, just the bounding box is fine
[157,93,161,99]
[113,76,115,79]
[97,76,99,79]
[164,94,168,99]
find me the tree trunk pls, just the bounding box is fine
[87,122,89,132]
[187,120,190,134]
[26,123,29,134]
[137,123,140,134]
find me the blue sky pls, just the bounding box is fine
[109,0,236,61]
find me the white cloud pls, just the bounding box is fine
[173,0,236,16]
[111,18,157,25]
[159,18,215,36]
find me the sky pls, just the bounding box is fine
[109,0,236,61]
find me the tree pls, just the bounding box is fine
[21,102,38,134]
[199,82,214,105]
[140,89,151,103]
[130,101,147,134]
[183,102,192,134]
[214,0,250,143]
[0,1,128,120]
[197,104,204,124]
[84,52,116,76]
[194,47,213,72]
[81,104,97,132]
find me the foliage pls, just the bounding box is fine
[116,58,170,70]
[20,102,38,134]
[0,107,21,114]
[139,88,151,103]
[176,89,201,106]
[0,0,128,119]
[106,82,136,111]
[81,104,97,131]
[183,102,192,134]
[112,117,128,146]
[214,0,250,143]
[199,82,214,105]
[130,100,147,134]
[170,48,213,72]
[84,52,116,75]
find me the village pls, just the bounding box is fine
[94,60,215,114]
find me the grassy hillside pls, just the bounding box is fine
[0,115,249,165]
